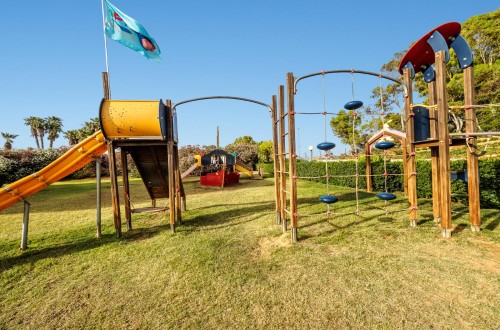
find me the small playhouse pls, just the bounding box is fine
[199,149,240,187]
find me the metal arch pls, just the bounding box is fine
[293,69,409,95]
[172,96,272,112]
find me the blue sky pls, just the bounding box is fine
[0,1,498,156]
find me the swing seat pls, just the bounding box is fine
[376,192,396,201]
[375,141,396,150]
[344,100,363,110]
[320,194,338,204]
[317,141,336,151]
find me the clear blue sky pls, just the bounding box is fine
[1,1,498,156]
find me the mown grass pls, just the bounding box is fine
[0,176,499,329]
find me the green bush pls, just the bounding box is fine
[292,157,499,208]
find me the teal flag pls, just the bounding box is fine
[104,0,161,62]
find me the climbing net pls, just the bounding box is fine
[291,71,409,219]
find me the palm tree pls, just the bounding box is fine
[79,117,101,140]
[24,116,41,149]
[36,118,47,149]
[1,132,18,150]
[63,129,80,145]
[45,116,63,148]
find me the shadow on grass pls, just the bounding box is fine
[0,223,171,273]
[0,232,116,274]
[181,200,275,230]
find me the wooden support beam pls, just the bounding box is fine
[121,151,132,230]
[278,85,287,233]
[403,69,418,227]
[108,140,122,238]
[402,137,408,196]
[20,201,30,250]
[173,144,182,225]
[96,158,102,238]
[271,94,281,224]
[464,66,481,231]
[428,81,441,223]
[365,144,372,192]
[435,50,453,238]
[166,100,176,232]
[287,73,298,243]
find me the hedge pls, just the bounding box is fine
[259,158,500,208]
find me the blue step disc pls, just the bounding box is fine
[320,195,338,204]
[344,100,363,110]
[317,141,336,151]
[375,141,396,150]
[376,192,396,201]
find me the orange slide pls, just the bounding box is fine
[0,131,107,211]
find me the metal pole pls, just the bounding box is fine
[20,201,30,250]
[96,158,102,238]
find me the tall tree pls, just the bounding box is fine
[36,118,47,149]
[233,136,256,144]
[24,116,42,149]
[63,129,80,145]
[79,117,101,140]
[1,132,18,150]
[45,116,63,148]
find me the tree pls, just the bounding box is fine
[257,141,273,163]
[329,109,368,154]
[78,117,101,141]
[1,132,18,150]
[45,116,63,148]
[225,143,259,167]
[233,136,256,144]
[24,116,42,149]
[63,129,80,146]
[36,118,47,149]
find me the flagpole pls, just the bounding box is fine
[100,0,111,99]
[101,0,110,73]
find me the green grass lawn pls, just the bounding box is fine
[0,176,499,329]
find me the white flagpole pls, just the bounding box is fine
[101,0,110,73]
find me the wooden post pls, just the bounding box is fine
[401,136,408,196]
[174,145,183,223]
[121,151,132,230]
[287,73,298,243]
[102,72,111,100]
[435,50,453,238]
[96,72,110,238]
[271,95,281,224]
[365,144,372,192]
[428,81,441,223]
[20,201,30,250]
[96,157,102,238]
[278,85,287,233]
[108,140,122,238]
[403,68,418,227]
[166,100,176,232]
[464,66,481,232]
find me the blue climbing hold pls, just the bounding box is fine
[317,141,336,151]
[320,195,338,204]
[375,141,396,150]
[344,100,363,110]
[377,192,396,201]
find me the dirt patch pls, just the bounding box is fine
[254,234,291,259]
